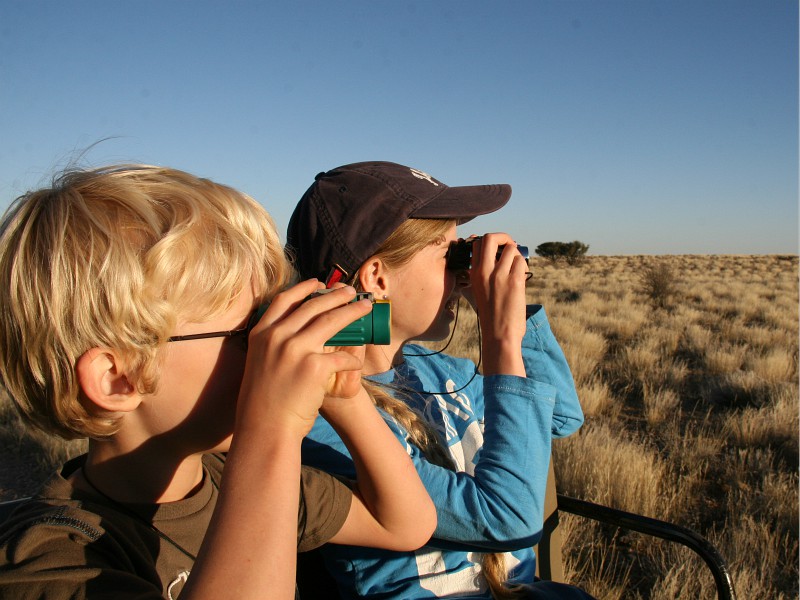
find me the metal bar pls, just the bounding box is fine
[557,494,736,600]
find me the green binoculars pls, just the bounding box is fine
[326,292,390,346]
[253,291,390,347]
[306,290,391,346]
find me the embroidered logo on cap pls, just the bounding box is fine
[410,168,439,186]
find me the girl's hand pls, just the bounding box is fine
[236,279,372,437]
[465,233,528,376]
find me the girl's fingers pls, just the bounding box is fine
[467,235,528,329]
[469,233,523,283]
[471,233,515,272]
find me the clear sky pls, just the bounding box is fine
[1,0,797,255]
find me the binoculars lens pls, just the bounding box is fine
[445,238,529,272]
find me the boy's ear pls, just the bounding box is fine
[357,257,389,297]
[76,348,141,414]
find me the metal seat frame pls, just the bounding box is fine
[535,462,737,600]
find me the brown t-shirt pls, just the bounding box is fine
[0,453,351,599]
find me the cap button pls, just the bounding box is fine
[314,171,326,181]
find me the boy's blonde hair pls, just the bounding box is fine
[0,164,290,440]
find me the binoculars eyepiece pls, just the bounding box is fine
[445,237,529,272]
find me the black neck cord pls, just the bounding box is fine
[385,300,482,396]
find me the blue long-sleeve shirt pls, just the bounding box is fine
[301,305,583,599]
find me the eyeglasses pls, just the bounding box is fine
[167,308,262,345]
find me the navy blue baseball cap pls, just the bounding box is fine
[286,161,511,283]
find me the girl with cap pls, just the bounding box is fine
[287,162,589,600]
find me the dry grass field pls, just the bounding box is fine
[439,254,799,599]
[1,254,797,599]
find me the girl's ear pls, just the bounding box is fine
[76,348,141,414]
[357,257,389,298]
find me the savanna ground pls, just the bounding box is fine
[438,254,799,599]
[1,254,797,598]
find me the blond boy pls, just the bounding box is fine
[0,165,435,599]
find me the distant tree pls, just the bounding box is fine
[564,240,590,265]
[535,242,566,263]
[535,241,590,265]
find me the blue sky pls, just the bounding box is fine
[1,0,797,255]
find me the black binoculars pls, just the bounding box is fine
[445,237,529,272]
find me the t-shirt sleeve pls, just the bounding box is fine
[296,465,352,552]
[0,504,166,600]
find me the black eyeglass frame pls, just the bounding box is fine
[166,309,262,344]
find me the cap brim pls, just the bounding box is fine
[410,183,511,224]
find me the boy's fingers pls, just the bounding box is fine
[254,293,372,353]
[256,283,360,335]
[323,349,365,374]
[325,343,366,361]
[257,279,323,325]
[323,349,366,397]
[302,297,372,343]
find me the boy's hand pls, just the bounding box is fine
[236,280,372,437]
[324,343,366,400]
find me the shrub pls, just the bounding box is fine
[535,240,590,265]
[639,260,678,310]
[555,288,582,303]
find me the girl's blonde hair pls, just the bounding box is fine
[0,164,290,440]
[360,218,529,600]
